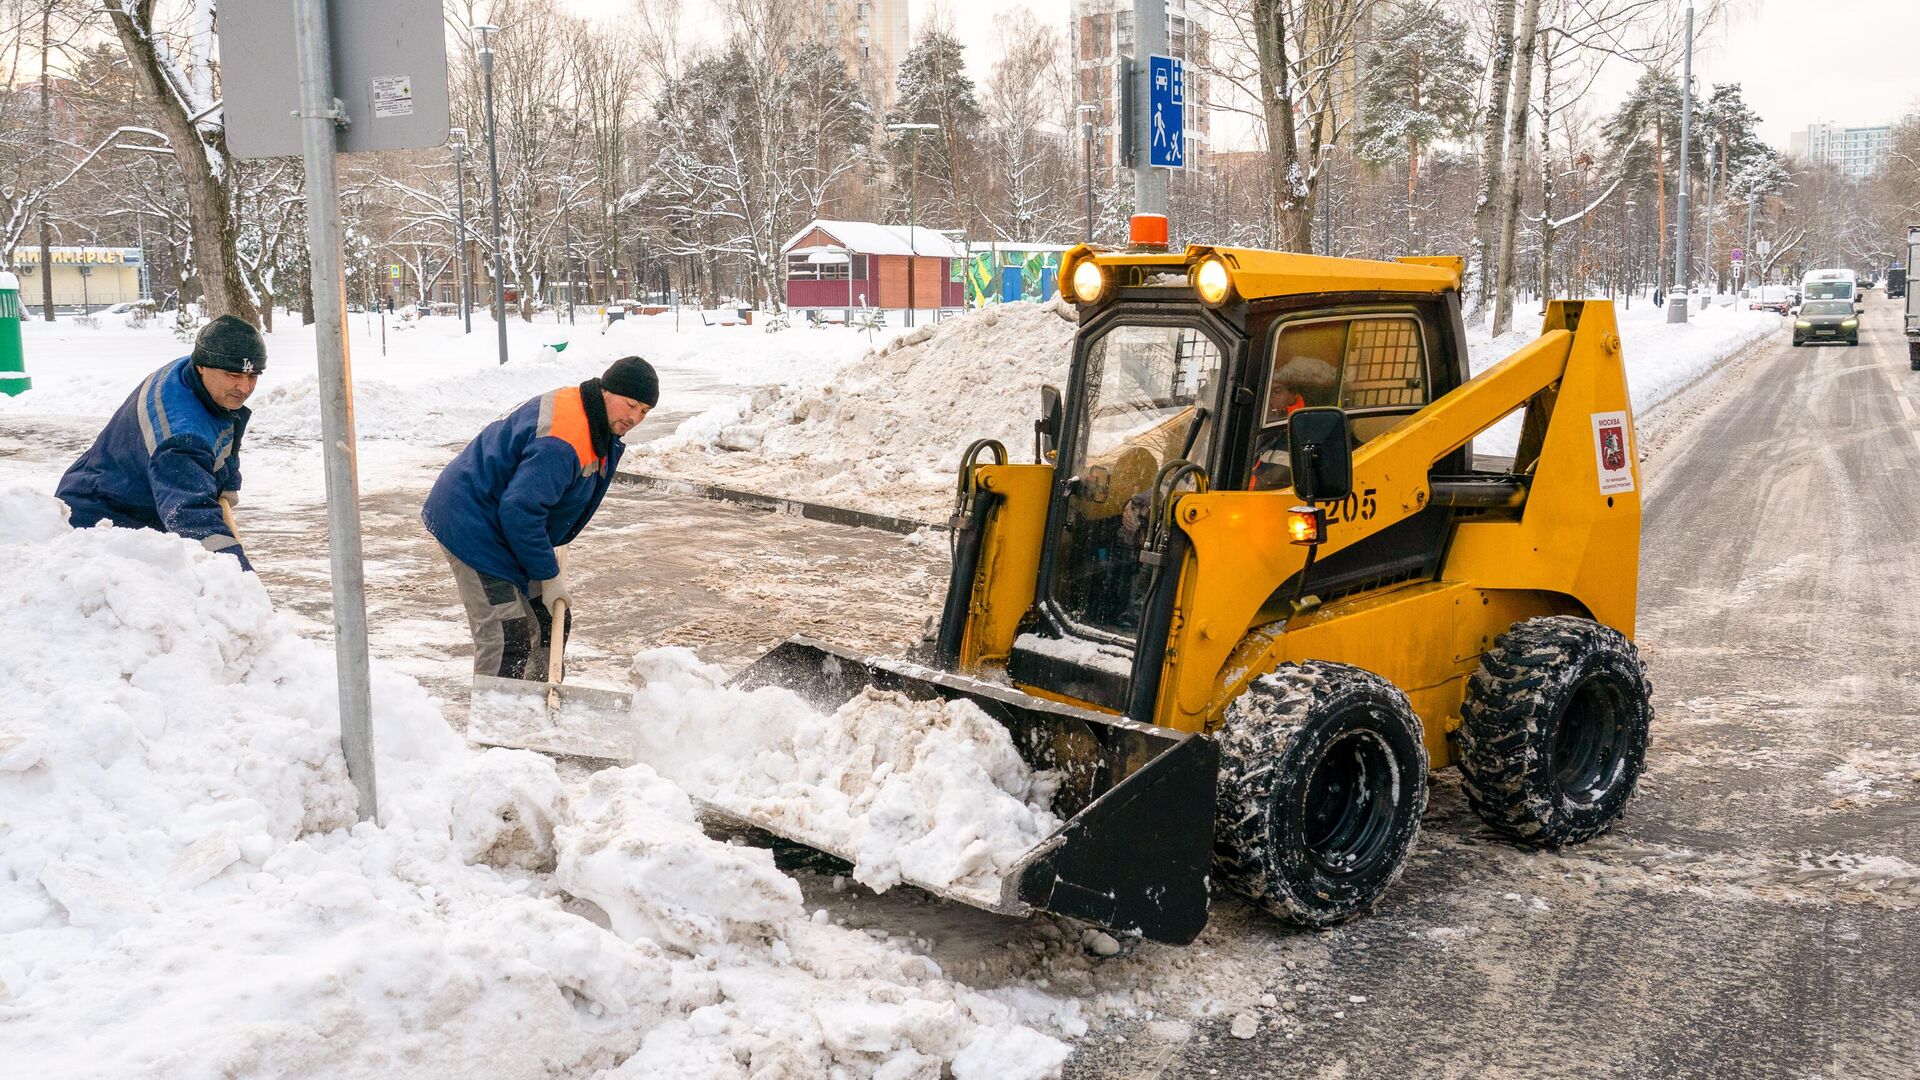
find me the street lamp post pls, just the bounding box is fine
[1669,0,1694,324]
[558,174,574,325]
[450,127,471,334]
[1077,104,1095,243]
[475,23,510,363]
[885,121,938,328]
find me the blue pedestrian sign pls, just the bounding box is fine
[1148,54,1184,170]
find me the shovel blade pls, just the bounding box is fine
[467,674,636,761]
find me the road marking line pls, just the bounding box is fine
[1900,395,1918,424]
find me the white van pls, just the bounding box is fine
[1800,268,1858,305]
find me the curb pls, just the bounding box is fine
[612,471,942,536]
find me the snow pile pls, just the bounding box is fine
[626,648,1063,903]
[637,301,1079,521]
[0,489,1075,1079]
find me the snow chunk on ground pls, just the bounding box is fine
[636,300,1079,521]
[627,648,1063,902]
[0,490,1074,1078]
[557,765,805,951]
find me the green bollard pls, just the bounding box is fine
[0,271,27,397]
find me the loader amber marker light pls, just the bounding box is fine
[1070,259,1107,304]
[1287,505,1326,545]
[1193,256,1234,306]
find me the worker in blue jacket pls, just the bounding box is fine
[55,315,266,571]
[424,355,657,680]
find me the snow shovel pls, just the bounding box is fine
[466,597,637,760]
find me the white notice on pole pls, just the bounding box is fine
[371,75,414,118]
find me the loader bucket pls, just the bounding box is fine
[729,638,1219,945]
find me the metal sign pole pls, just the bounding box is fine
[1133,0,1168,218]
[292,0,377,821]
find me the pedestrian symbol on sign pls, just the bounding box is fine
[1147,54,1184,170]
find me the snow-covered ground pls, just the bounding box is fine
[0,292,1788,1078]
[0,308,883,448]
[0,489,1079,1079]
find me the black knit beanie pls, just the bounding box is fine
[192,315,268,374]
[601,355,658,407]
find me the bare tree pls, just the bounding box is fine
[106,0,257,322]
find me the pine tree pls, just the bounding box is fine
[1353,3,1479,250]
[889,30,982,231]
[1603,70,1689,293]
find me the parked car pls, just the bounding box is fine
[1745,285,1793,315]
[1792,300,1859,347]
[1886,266,1906,299]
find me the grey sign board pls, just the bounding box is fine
[221,0,449,159]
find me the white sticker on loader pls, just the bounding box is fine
[1592,411,1634,495]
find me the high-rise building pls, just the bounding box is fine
[811,0,913,116]
[1788,122,1894,179]
[1069,0,1210,180]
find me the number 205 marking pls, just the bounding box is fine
[1323,487,1378,525]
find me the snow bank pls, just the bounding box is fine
[1469,299,1778,456]
[626,649,1064,904]
[0,314,876,448]
[0,490,1075,1079]
[636,301,1079,521]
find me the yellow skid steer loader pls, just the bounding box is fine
[733,242,1653,945]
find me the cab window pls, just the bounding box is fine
[1251,313,1430,491]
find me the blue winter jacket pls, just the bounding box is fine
[422,384,623,590]
[55,356,251,571]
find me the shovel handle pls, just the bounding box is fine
[545,596,569,707]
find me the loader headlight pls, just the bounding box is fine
[1287,505,1327,546]
[1795,320,1812,329]
[1069,259,1107,304]
[1192,256,1235,307]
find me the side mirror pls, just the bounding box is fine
[1288,407,1354,503]
[1036,384,1064,462]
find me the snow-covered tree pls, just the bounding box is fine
[1353,2,1477,249]
[888,29,982,231]
[106,0,256,322]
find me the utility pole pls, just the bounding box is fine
[885,121,937,327]
[559,174,574,325]
[476,24,510,362]
[1668,0,1693,324]
[1078,104,1096,243]
[1132,0,1168,222]
[291,0,377,821]
[450,127,471,333]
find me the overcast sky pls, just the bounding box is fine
[566,0,1920,151]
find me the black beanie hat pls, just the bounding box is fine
[192,315,268,374]
[601,355,658,407]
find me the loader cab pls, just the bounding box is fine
[1010,247,1475,714]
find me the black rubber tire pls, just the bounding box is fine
[1213,661,1428,927]
[1458,616,1653,847]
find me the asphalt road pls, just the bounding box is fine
[1036,295,1920,1079]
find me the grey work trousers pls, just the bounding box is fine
[443,546,568,680]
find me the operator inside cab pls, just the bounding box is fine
[1249,349,1342,492]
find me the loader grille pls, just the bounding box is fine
[1340,317,1426,409]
